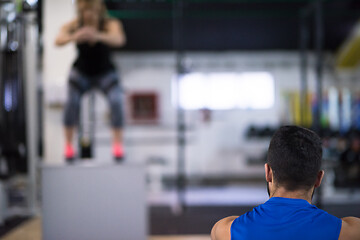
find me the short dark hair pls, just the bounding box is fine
[267,126,322,191]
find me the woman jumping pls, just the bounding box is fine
[55,0,126,163]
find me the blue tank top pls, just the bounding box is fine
[231,197,342,240]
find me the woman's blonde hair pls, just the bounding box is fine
[76,0,107,20]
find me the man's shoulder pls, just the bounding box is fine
[211,216,238,240]
[339,217,360,240]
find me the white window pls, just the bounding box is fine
[176,72,275,110]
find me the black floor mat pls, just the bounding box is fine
[150,204,360,235]
[0,216,30,238]
[150,205,255,235]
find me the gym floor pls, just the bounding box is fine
[2,201,360,239]
[0,218,209,240]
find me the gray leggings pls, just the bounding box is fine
[63,68,124,128]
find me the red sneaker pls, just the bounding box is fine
[65,144,75,163]
[113,143,124,163]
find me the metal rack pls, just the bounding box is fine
[0,0,39,221]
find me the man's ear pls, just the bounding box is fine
[314,170,324,188]
[265,163,273,183]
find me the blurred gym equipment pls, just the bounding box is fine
[78,92,96,160]
[0,0,40,223]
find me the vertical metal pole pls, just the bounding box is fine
[314,0,324,131]
[24,12,39,215]
[0,5,4,127]
[173,0,186,213]
[300,11,309,126]
[314,0,324,208]
[89,91,95,158]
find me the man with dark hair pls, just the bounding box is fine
[211,126,360,240]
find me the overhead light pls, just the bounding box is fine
[176,72,275,110]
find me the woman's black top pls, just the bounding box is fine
[72,19,115,76]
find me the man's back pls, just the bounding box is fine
[211,126,360,240]
[231,197,341,240]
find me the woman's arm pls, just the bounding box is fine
[55,19,78,46]
[96,19,126,47]
[55,18,126,48]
